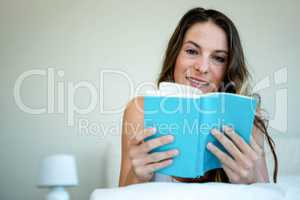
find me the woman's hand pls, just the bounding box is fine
[207,125,269,184]
[128,127,179,182]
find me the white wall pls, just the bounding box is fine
[0,0,299,200]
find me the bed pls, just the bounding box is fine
[90,175,300,200]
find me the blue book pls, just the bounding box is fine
[144,92,257,178]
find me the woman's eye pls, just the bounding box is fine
[185,49,198,55]
[213,56,226,63]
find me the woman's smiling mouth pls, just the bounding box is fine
[186,76,210,89]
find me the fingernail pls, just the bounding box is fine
[168,135,174,141]
[207,142,213,149]
[222,125,227,131]
[173,149,179,155]
[211,129,218,135]
[223,125,232,132]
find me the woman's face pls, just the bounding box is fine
[174,21,228,93]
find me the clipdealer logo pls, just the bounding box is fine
[253,67,288,133]
[13,68,155,129]
[13,67,288,135]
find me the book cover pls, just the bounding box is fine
[144,92,257,178]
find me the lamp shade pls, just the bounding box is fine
[38,154,79,187]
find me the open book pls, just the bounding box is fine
[144,82,257,178]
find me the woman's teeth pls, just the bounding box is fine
[187,77,210,87]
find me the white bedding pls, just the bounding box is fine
[90,176,300,200]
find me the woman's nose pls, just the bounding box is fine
[194,57,209,74]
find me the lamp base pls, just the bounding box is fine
[47,187,69,200]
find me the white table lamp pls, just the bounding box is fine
[38,154,79,200]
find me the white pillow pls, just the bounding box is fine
[90,182,284,200]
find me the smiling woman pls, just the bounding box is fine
[173,22,228,93]
[119,7,278,186]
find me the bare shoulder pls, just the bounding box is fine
[122,96,144,138]
[119,97,144,186]
[123,96,144,122]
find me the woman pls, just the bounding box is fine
[119,7,278,186]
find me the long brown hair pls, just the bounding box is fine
[157,7,278,183]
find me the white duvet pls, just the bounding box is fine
[90,176,300,200]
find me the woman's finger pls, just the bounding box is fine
[222,165,240,183]
[207,142,248,177]
[211,129,250,168]
[222,126,258,162]
[145,159,173,174]
[129,135,175,159]
[250,136,264,158]
[132,149,178,167]
[130,127,156,145]
[140,135,174,153]
[148,149,179,163]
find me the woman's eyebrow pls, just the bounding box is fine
[215,50,228,55]
[184,40,228,55]
[185,40,201,49]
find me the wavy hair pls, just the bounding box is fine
[157,7,278,183]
